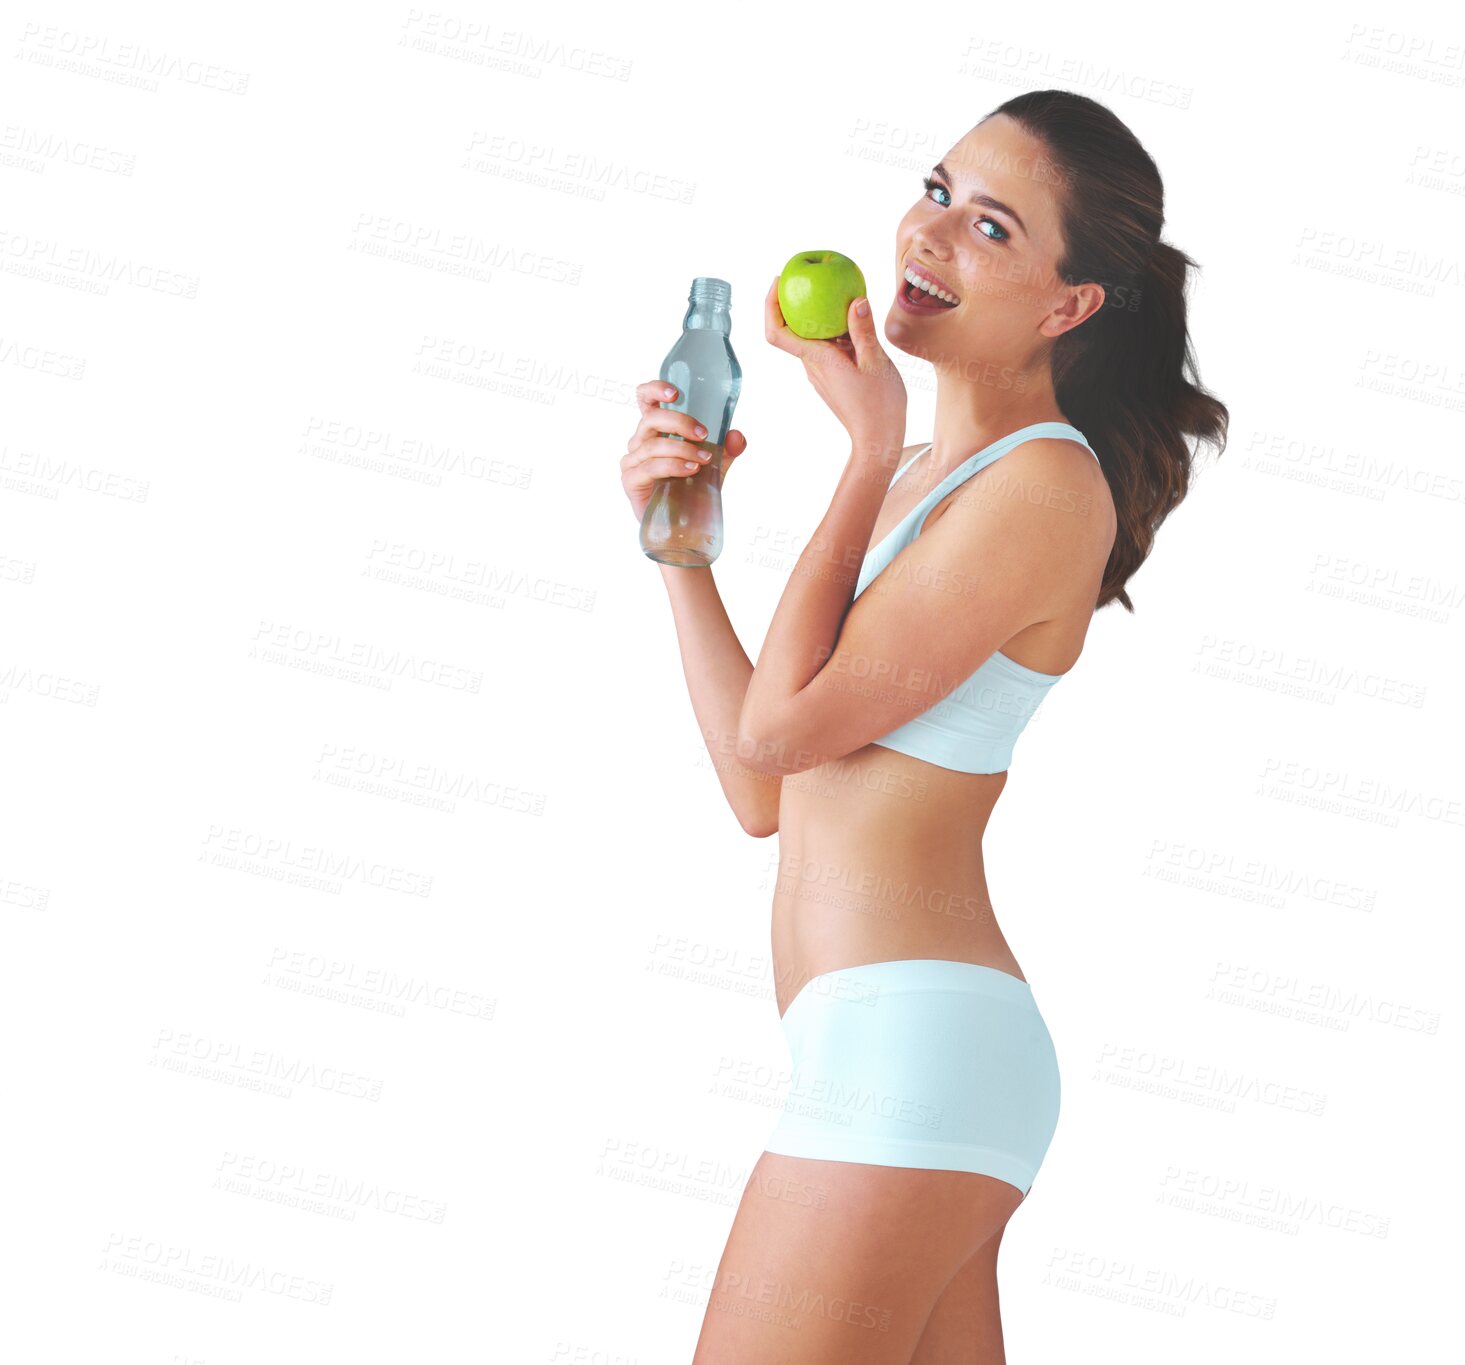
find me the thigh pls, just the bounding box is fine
[691,1151,1024,1364]
[908,1223,1009,1365]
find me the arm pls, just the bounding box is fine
[620,378,774,836]
[738,432,905,774]
[658,561,783,838]
[738,439,1104,776]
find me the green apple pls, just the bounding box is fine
[777,250,867,340]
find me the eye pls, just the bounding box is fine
[921,174,951,209]
[921,175,1010,244]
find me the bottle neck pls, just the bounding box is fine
[684,277,732,334]
[683,304,731,334]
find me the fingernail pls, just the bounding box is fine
[855,298,870,317]
[664,385,676,398]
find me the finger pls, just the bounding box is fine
[629,405,707,453]
[764,277,814,358]
[844,296,878,369]
[624,445,703,483]
[633,455,707,482]
[636,378,680,415]
[623,433,714,471]
[724,428,748,458]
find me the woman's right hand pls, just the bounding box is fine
[622,380,747,524]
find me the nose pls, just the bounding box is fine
[910,223,954,266]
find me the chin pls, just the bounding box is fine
[884,314,946,364]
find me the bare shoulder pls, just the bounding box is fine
[1006,433,1107,479]
[953,435,1116,553]
[1012,435,1112,520]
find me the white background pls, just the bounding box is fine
[4,1,1462,1360]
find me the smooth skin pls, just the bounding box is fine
[688,1153,1021,1362]
[623,114,1115,1362]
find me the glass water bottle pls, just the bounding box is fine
[639,277,742,567]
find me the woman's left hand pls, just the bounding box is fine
[765,279,907,456]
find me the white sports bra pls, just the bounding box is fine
[853,422,1100,774]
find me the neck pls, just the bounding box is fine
[927,347,1068,468]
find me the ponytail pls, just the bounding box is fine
[1053,239,1229,612]
[987,91,1230,613]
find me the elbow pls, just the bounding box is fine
[739,812,778,839]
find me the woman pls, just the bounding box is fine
[620,90,1227,1362]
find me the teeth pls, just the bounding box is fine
[904,267,958,305]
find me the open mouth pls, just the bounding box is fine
[899,266,959,313]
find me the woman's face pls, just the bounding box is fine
[886,115,1081,369]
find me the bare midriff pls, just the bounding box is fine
[770,750,1018,1019]
[766,430,1110,1020]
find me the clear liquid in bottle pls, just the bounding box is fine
[640,277,742,567]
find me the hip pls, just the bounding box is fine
[765,957,1062,1195]
[770,876,1024,1020]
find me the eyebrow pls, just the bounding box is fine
[931,162,1027,236]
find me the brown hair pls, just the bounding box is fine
[984,90,1229,612]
